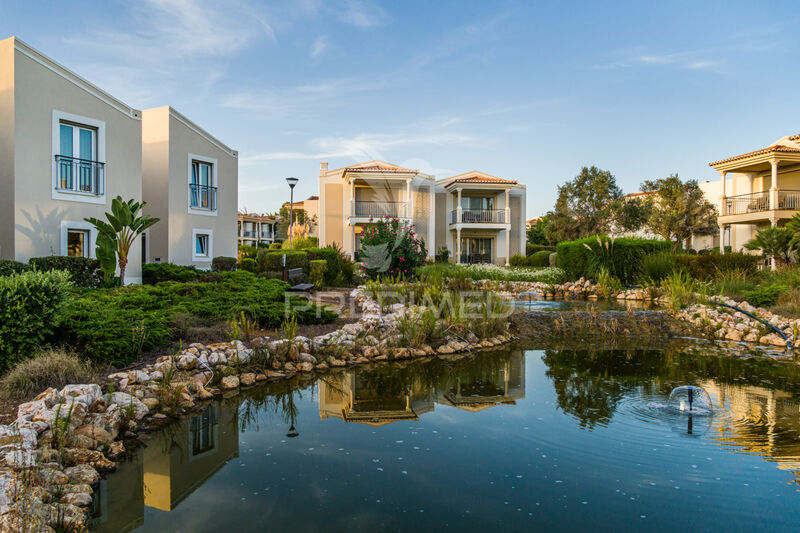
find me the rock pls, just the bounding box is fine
[17,399,47,420]
[62,449,115,472]
[298,353,317,364]
[60,492,92,507]
[221,376,240,390]
[0,425,36,449]
[240,373,256,386]
[255,373,267,382]
[329,358,346,367]
[107,392,149,420]
[177,354,197,370]
[38,468,69,486]
[724,329,744,342]
[194,384,214,400]
[266,370,287,378]
[108,441,125,459]
[2,449,36,468]
[89,397,107,414]
[437,344,454,355]
[60,384,101,402]
[128,370,150,384]
[297,362,314,372]
[142,398,159,410]
[66,434,96,450]
[74,424,113,445]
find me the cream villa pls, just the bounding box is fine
[0,36,144,281]
[318,160,526,265]
[142,106,238,266]
[701,135,800,255]
[237,212,278,247]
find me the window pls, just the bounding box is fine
[188,154,218,214]
[192,229,213,262]
[67,229,89,257]
[52,111,106,203]
[461,197,494,211]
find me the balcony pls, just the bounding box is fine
[190,184,217,211]
[352,201,408,219]
[723,190,800,218]
[450,209,506,224]
[241,230,256,238]
[260,232,274,239]
[55,155,105,196]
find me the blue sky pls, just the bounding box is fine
[3,1,800,216]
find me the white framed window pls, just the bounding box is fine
[188,153,218,216]
[60,221,97,259]
[52,110,106,204]
[192,229,213,262]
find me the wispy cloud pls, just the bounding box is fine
[593,49,722,72]
[309,35,329,60]
[337,0,389,28]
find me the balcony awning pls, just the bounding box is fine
[709,135,800,172]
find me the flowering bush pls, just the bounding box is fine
[359,217,427,279]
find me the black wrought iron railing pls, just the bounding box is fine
[724,191,769,215]
[55,155,105,196]
[450,209,505,223]
[241,230,256,238]
[190,184,217,211]
[353,201,408,218]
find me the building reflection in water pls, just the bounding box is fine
[702,381,800,482]
[319,350,526,425]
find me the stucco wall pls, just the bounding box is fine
[509,195,522,256]
[141,107,170,263]
[0,39,15,260]
[413,185,430,253]
[11,42,142,280]
[323,182,343,247]
[434,191,447,252]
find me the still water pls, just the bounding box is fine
[92,346,800,532]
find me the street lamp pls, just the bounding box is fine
[285,177,299,248]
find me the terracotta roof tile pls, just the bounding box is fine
[452,175,517,184]
[709,145,800,166]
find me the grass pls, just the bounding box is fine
[0,349,101,401]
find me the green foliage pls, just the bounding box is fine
[743,285,786,308]
[309,259,327,288]
[359,218,427,279]
[239,257,257,273]
[595,266,621,299]
[212,256,238,271]
[549,252,558,268]
[673,253,759,281]
[640,252,677,282]
[744,226,793,265]
[0,260,29,277]
[268,242,282,250]
[526,216,552,245]
[557,235,671,283]
[0,349,98,400]
[142,263,200,284]
[306,247,345,285]
[55,271,336,365]
[436,245,450,263]
[29,256,104,288]
[238,245,258,260]
[640,174,718,248]
[529,250,552,267]
[526,243,556,256]
[416,263,566,284]
[0,270,72,369]
[661,270,700,312]
[509,254,528,267]
[84,196,160,285]
[282,236,316,250]
[258,250,309,273]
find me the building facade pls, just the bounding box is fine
[142,106,238,267]
[318,160,527,265]
[237,213,278,247]
[0,36,144,281]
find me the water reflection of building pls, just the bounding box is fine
[702,381,800,481]
[319,374,435,426]
[90,449,145,533]
[438,352,525,412]
[143,403,240,511]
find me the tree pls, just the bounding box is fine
[640,175,717,250]
[85,196,159,286]
[745,226,793,265]
[607,196,652,234]
[526,216,551,244]
[545,166,622,242]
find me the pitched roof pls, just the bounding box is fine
[709,135,800,166]
[332,160,418,173]
[444,171,517,185]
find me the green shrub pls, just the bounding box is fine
[641,252,677,282]
[29,256,104,288]
[283,236,316,250]
[0,271,72,369]
[268,242,282,250]
[212,256,237,272]
[239,257,257,273]
[359,218,426,279]
[257,250,309,273]
[526,244,556,256]
[309,260,327,288]
[673,253,759,281]
[307,248,339,285]
[549,252,558,268]
[436,246,450,263]
[556,235,671,283]
[743,285,786,308]
[509,254,528,267]
[142,263,200,284]
[528,250,552,267]
[55,271,336,365]
[0,260,29,277]
[0,349,99,400]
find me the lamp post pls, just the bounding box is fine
[285,177,299,248]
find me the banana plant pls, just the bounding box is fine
[85,196,159,286]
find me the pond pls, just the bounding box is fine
[91,344,800,532]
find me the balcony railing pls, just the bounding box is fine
[55,155,105,196]
[450,209,506,224]
[260,232,273,239]
[724,190,800,215]
[241,230,256,238]
[352,201,408,218]
[190,184,217,211]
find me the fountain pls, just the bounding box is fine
[668,385,713,415]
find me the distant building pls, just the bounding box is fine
[282,194,319,238]
[237,213,279,247]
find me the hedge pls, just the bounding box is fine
[673,253,759,280]
[0,270,72,369]
[212,256,237,272]
[509,254,528,267]
[55,271,337,366]
[143,263,200,284]
[257,250,309,273]
[526,244,556,256]
[528,250,552,267]
[29,256,104,288]
[307,248,340,285]
[556,235,671,283]
[0,260,30,277]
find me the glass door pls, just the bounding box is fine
[460,237,492,264]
